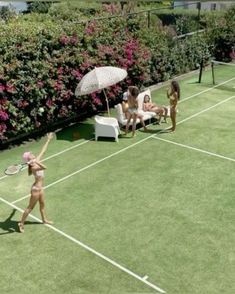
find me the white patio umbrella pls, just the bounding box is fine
[75,66,127,116]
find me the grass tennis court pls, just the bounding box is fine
[0,64,235,294]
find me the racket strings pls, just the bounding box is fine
[5,164,23,175]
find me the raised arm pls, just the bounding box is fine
[37,133,53,161]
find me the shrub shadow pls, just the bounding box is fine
[56,122,95,141]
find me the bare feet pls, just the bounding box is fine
[18,222,24,233]
[43,220,53,225]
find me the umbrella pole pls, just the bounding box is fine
[103,89,110,117]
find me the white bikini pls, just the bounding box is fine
[36,170,44,178]
[32,170,44,191]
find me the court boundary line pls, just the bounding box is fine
[152,137,235,163]
[179,76,235,104]
[12,93,235,205]
[0,196,166,294]
[3,87,235,294]
[176,94,235,126]
[1,74,234,183]
[0,139,92,182]
[12,135,154,204]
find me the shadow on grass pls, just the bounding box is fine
[0,209,41,235]
[96,137,119,142]
[56,122,95,142]
[118,134,133,139]
[215,84,235,93]
[139,128,171,134]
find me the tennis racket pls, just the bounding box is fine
[4,163,28,175]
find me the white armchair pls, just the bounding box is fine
[95,116,120,142]
[115,89,157,127]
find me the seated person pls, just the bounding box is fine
[143,94,167,123]
[121,90,147,134]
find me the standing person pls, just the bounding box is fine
[18,133,53,233]
[125,86,147,137]
[167,80,180,132]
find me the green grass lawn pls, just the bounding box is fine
[0,66,235,294]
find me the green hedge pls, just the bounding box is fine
[0,3,234,145]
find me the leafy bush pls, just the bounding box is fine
[25,1,52,14]
[0,13,152,142]
[48,1,102,21]
[0,2,234,144]
[204,6,235,61]
[156,9,202,35]
[0,5,17,21]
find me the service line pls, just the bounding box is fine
[1,74,234,183]
[13,94,235,204]
[152,136,235,163]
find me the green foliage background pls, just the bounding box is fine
[0,1,234,144]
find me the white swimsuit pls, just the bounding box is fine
[36,170,44,178]
[32,170,44,191]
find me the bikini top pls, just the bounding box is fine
[35,170,44,178]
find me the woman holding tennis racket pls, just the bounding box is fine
[18,133,53,233]
[167,80,180,132]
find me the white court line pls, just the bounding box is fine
[0,139,92,181]
[179,76,235,104]
[177,94,235,126]
[152,137,235,163]
[0,196,166,294]
[1,75,234,183]
[12,136,154,204]
[1,74,234,183]
[13,93,235,204]
[4,85,235,293]
[41,139,92,162]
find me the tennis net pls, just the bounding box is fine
[211,60,235,90]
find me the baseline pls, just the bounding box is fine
[0,196,166,294]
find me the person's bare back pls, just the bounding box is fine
[128,95,137,109]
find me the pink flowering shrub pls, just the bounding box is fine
[2,3,232,143]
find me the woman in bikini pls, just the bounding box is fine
[125,86,147,137]
[143,94,167,124]
[18,133,53,233]
[167,80,180,132]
